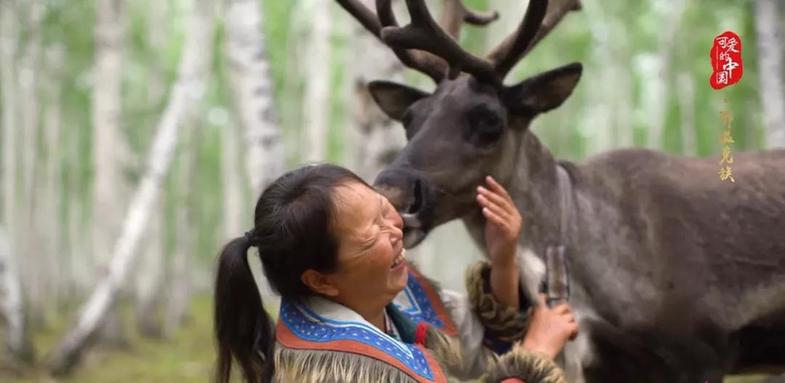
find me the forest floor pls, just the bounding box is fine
[0,295,772,382]
[0,296,214,383]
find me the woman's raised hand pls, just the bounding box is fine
[521,294,580,360]
[476,176,522,268]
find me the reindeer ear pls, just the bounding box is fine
[504,62,582,117]
[368,81,429,121]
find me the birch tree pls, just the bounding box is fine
[0,228,33,367]
[224,0,284,196]
[646,0,686,149]
[0,2,28,363]
[91,0,130,345]
[301,0,332,163]
[221,118,245,239]
[14,0,47,328]
[163,114,202,337]
[40,44,67,322]
[46,0,216,374]
[343,0,406,181]
[133,202,165,338]
[755,0,785,149]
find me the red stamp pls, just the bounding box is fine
[710,31,743,90]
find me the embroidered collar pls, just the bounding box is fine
[275,264,454,382]
[276,296,445,382]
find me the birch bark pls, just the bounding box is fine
[302,0,331,163]
[91,0,130,345]
[46,0,216,374]
[755,0,785,148]
[0,2,30,364]
[225,0,284,196]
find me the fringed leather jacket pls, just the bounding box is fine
[273,259,566,383]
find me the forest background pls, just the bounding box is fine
[0,0,783,381]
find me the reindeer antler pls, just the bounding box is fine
[440,0,499,40]
[337,0,580,84]
[336,0,445,81]
[379,0,498,82]
[488,0,582,79]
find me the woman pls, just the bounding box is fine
[214,164,578,383]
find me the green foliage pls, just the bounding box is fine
[1,0,778,380]
[0,296,216,383]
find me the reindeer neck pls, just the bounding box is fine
[508,131,574,249]
[461,129,577,257]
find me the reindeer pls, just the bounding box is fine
[335,0,785,382]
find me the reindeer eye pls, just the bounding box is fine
[469,107,503,146]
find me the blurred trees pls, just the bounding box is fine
[0,0,780,378]
[755,0,785,148]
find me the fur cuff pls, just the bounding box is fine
[466,261,531,343]
[484,344,566,383]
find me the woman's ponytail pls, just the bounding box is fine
[214,236,274,383]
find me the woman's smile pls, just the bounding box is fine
[391,247,406,269]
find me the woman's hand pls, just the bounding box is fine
[477,176,523,309]
[477,176,522,268]
[521,295,580,360]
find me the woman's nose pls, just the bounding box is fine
[387,213,404,243]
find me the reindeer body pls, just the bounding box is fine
[462,131,785,382]
[333,0,785,380]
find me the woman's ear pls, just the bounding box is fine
[301,269,340,297]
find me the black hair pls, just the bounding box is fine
[213,164,367,383]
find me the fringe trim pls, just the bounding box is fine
[483,344,566,383]
[466,261,531,342]
[424,326,463,373]
[273,345,421,383]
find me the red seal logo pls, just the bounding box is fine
[710,31,743,90]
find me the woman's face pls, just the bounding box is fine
[324,181,408,312]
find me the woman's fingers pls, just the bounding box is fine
[485,176,512,201]
[477,185,513,211]
[477,194,511,222]
[482,207,508,228]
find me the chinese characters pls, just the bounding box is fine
[719,100,735,183]
[710,31,744,90]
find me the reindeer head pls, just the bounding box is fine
[338,0,583,247]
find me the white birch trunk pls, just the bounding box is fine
[41,44,66,323]
[92,0,128,278]
[0,226,33,365]
[344,0,406,182]
[15,0,46,328]
[302,0,331,163]
[133,201,164,338]
[224,0,284,196]
[46,0,216,374]
[755,0,785,149]
[221,120,245,239]
[0,1,30,362]
[132,0,170,339]
[580,0,613,152]
[646,0,685,149]
[1,0,19,248]
[0,0,20,326]
[91,0,130,345]
[163,125,200,337]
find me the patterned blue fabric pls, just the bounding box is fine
[279,298,436,380]
[393,272,446,329]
